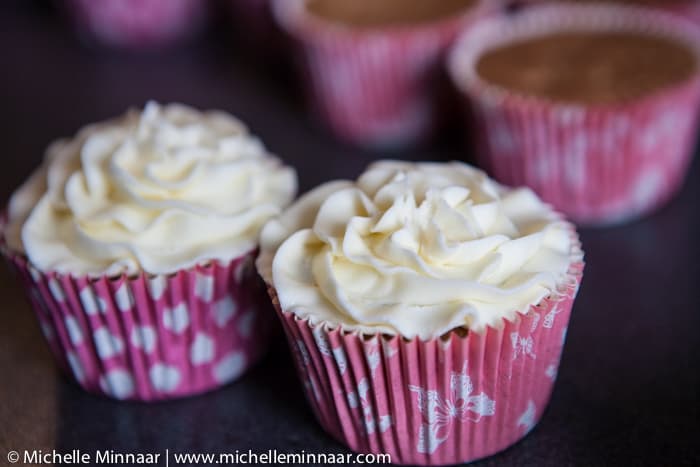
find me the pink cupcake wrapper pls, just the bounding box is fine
[272,0,494,147]
[1,242,272,401]
[448,5,700,225]
[61,0,207,48]
[675,2,700,25]
[268,231,583,465]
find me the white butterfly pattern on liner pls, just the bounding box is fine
[312,328,331,356]
[381,339,399,359]
[408,363,496,454]
[517,400,537,434]
[332,347,347,375]
[545,364,557,380]
[543,303,562,329]
[511,332,536,360]
[309,329,348,375]
[366,346,381,377]
[528,310,541,333]
[347,378,392,435]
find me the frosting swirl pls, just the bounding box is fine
[259,161,576,339]
[6,102,297,276]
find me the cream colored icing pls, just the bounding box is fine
[259,160,577,339]
[6,102,297,276]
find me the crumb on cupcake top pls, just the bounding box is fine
[5,102,297,277]
[258,160,579,340]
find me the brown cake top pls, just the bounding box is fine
[565,0,685,5]
[306,0,477,28]
[475,31,697,105]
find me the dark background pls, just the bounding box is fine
[1,1,699,466]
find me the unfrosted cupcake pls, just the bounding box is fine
[512,0,700,21]
[272,0,493,147]
[449,4,700,225]
[1,102,297,401]
[257,160,583,465]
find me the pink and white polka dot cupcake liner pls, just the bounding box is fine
[449,4,700,225]
[60,0,207,49]
[271,0,493,147]
[1,243,272,401]
[268,231,583,465]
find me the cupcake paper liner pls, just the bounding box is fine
[449,5,700,225]
[1,240,272,401]
[267,232,583,465]
[61,0,207,49]
[272,0,493,147]
[674,1,700,25]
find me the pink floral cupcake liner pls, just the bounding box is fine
[60,0,207,49]
[448,5,700,225]
[1,235,272,401]
[272,0,493,147]
[268,233,583,465]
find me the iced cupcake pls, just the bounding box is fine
[449,4,700,225]
[272,0,493,147]
[1,102,297,401]
[257,161,583,465]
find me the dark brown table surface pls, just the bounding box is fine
[1,2,699,466]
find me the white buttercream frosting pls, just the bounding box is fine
[5,102,297,276]
[258,160,578,339]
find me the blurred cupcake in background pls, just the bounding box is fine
[272,0,495,148]
[661,1,700,26]
[506,1,700,26]
[449,4,700,225]
[59,0,208,49]
[257,160,583,465]
[0,102,297,401]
